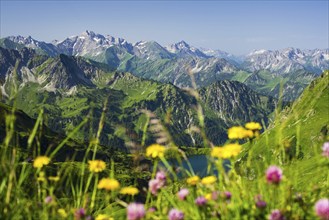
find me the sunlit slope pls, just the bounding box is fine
[238,71,329,188]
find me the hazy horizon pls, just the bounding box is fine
[0,1,328,55]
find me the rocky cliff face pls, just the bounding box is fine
[198,80,276,124]
[0,47,46,79]
[36,55,97,90]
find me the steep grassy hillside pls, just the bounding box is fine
[237,71,329,188]
[241,69,318,101]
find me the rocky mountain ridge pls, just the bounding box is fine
[3,31,328,73]
[243,47,329,74]
[1,31,328,100]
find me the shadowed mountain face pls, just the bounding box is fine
[2,32,327,100]
[0,47,276,149]
[0,47,47,80]
[0,102,94,161]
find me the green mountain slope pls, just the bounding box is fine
[237,71,329,188]
[240,69,318,101]
[0,102,90,161]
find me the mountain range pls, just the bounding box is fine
[0,46,276,150]
[1,30,328,100]
[0,31,328,150]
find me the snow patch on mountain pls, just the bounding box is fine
[249,49,269,55]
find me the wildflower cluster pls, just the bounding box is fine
[210,122,262,160]
[201,175,217,185]
[186,175,200,185]
[120,186,139,196]
[211,143,242,159]
[266,165,283,184]
[146,144,166,158]
[2,116,328,220]
[228,122,262,140]
[149,170,167,195]
[315,198,329,220]
[97,178,120,191]
[127,203,145,220]
[33,156,50,168]
[177,188,189,200]
[88,160,106,173]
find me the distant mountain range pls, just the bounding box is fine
[243,48,329,74]
[2,30,328,73]
[1,31,328,101]
[0,46,276,149]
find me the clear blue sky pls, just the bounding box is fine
[0,0,328,55]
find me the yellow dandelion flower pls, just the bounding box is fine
[88,160,106,173]
[211,147,224,158]
[225,143,242,157]
[186,175,200,185]
[228,126,244,139]
[120,186,139,196]
[97,178,120,191]
[33,156,50,168]
[201,176,217,185]
[57,208,68,218]
[211,143,242,159]
[146,144,166,158]
[244,129,254,138]
[228,126,254,139]
[205,193,212,201]
[245,122,262,130]
[48,176,60,182]
[95,214,113,220]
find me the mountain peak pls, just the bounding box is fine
[171,40,191,50]
[133,40,172,60]
[166,40,208,58]
[8,35,38,45]
[177,40,189,47]
[79,30,107,41]
[82,30,95,37]
[134,40,150,46]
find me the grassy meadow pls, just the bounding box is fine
[0,72,328,220]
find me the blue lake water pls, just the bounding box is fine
[158,154,229,177]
